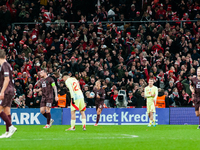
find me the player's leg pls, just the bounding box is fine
[40,107,47,118]
[95,101,104,126]
[197,105,200,129]
[43,106,52,128]
[66,110,76,131]
[46,99,54,127]
[40,99,47,118]
[147,103,151,127]
[0,106,16,138]
[4,106,11,133]
[4,108,12,132]
[95,108,102,126]
[149,112,154,124]
[67,99,80,131]
[0,106,11,138]
[4,107,17,137]
[150,104,156,127]
[80,111,86,130]
[195,111,199,116]
[195,102,200,129]
[0,95,17,138]
[79,98,86,130]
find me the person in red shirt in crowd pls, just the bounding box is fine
[0,32,7,45]
[180,13,191,25]
[8,42,17,57]
[172,12,179,24]
[175,75,184,93]
[9,4,17,22]
[167,70,177,82]
[151,42,164,53]
[155,3,166,20]
[45,33,53,49]
[110,89,118,108]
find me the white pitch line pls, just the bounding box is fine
[1,134,138,141]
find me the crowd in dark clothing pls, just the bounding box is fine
[0,0,199,108]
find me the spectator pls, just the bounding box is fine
[0,0,199,109]
[127,91,137,107]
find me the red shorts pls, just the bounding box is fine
[40,98,53,108]
[0,94,14,107]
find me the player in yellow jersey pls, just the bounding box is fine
[62,72,86,131]
[144,78,158,127]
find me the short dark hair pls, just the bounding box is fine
[149,77,154,81]
[41,68,48,73]
[62,72,69,78]
[0,50,6,59]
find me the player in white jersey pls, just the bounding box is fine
[62,72,86,131]
[144,78,158,127]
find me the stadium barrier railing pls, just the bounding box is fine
[12,20,196,31]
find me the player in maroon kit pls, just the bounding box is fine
[34,69,58,128]
[0,50,17,138]
[190,67,200,129]
[93,81,105,126]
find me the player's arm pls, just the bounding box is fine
[189,79,195,94]
[0,65,10,98]
[65,81,74,102]
[144,87,151,98]
[190,85,194,94]
[34,88,42,93]
[100,89,106,100]
[51,82,58,101]
[33,81,42,93]
[0,76,9,97]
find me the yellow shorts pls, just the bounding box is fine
[71,98,86,112]
[147,102,156,113]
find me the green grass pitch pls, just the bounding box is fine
[0,125,199,150]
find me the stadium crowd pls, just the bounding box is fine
[0,0,199,108]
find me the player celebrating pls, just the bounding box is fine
[0,50,17,138]
[62,72,86,131]
[34,69,58,128]
[144,78,158,127]
[190,67,200,129]
[93,80,105,126]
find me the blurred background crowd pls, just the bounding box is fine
[0,0,199,108]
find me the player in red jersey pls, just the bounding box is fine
[0,50,17,138]
[190,67,200,129]
[34,69,58,128]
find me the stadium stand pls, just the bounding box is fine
[0,0,199,108]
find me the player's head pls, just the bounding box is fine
[95,80,101,87]
[0,50,6,59]
[62,72,70,81]
[148,78,154,86]
[40,68,48,78]
[197,67,200,76]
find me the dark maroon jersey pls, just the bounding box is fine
[40,76,55,99]
[93,87,105,103]
[191,77,200,102]
[0,61,14,95]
